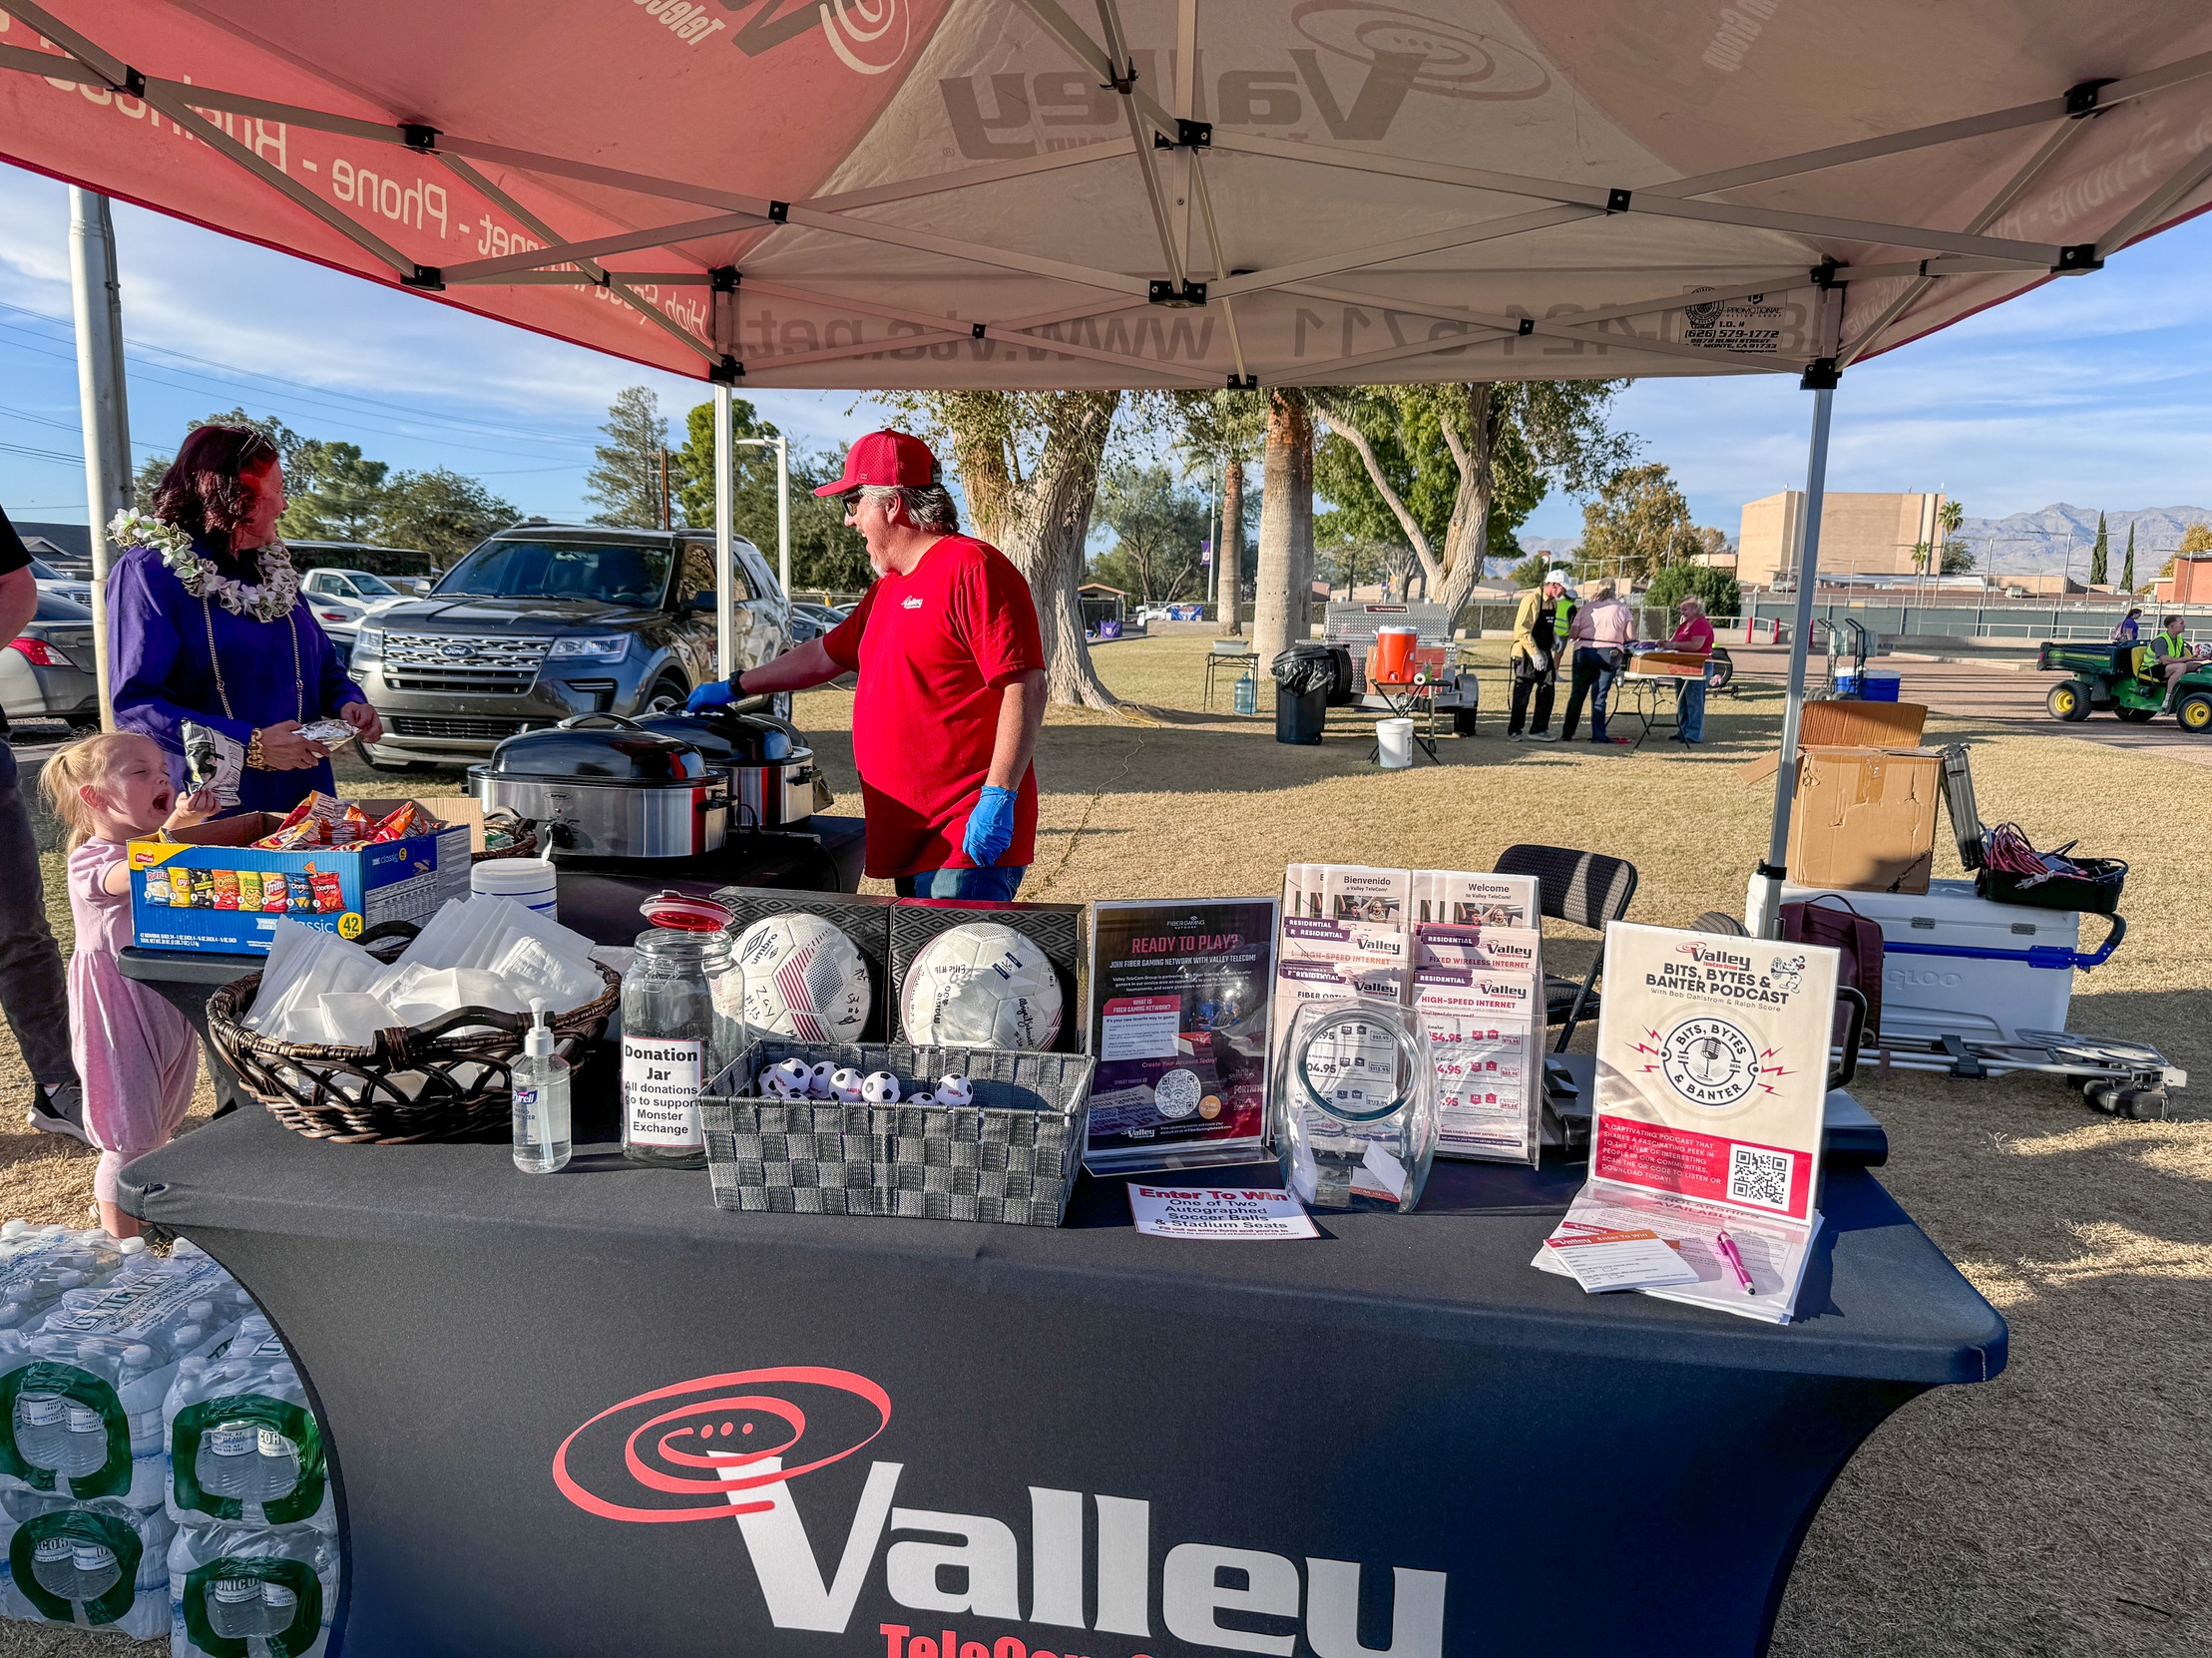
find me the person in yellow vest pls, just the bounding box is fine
[1507,570,1574,741]
[2152,616,2201,709]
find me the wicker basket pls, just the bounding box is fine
[701,1040,1095,1225]
[469,815,539,863]
[207,932,617,1143]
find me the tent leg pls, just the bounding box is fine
[713,383,734,684]
[71,187,129,731]
[1749,382,1835,939]
[773,433,790,601]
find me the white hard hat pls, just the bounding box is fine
[1545,568,1577,594]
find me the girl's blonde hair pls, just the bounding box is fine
[40,731,158,853]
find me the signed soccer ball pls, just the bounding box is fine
[732,914,871,1042]
[900,924,1064,1050]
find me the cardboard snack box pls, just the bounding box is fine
[128,799,472,956]
[1785,746,1943,895]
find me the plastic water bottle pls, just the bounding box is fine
[200,1416,259,1499]
[513,1000,572,1173]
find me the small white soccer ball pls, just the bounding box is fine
[765,1057,814,1098]
[807,1060,838,1098]
[861,1070,901,1103]
[935,1073,975,1106]
[758,1070,798,1101]
[900,924,1064,1050]
[904,1089,939,1106]
[828,1067,865,1103]
[732,914,872,1043]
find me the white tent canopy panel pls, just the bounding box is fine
[4,1,2211,391]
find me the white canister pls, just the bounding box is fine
[471,856,559,918]
[1377,717,1416,769]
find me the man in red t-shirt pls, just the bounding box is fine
[688,431,1049,899]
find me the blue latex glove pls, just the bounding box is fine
[962,784,1018,867]
[686,676,740,713]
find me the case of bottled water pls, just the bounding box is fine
[165,1315,334,1533]
[0,1241,253,1508]
[169,1517,340,1658]
[0,1223,134,1334]
[0,1488,174,1639]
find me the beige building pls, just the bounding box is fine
[1736,491,1948,587]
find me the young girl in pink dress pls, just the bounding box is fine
[41,732,216,1238]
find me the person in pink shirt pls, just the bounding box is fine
[1559,583,1634,743]
[1667,596,1717,744]
[40,733,216,1238]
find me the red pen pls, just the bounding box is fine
[1714,1230,1755,1294]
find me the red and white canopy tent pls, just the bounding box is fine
[6,0,2211,925]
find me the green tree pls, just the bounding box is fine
[671,401,871,594]
[1509,551,1551,589]
[1094,463,1209,603]
[2089,511,2109,586]
[375,468,518,567]
[280,440,389,541]
[1167,389,1266,631]
[586,386,678,527]
[1644,562,1742,620]
[2122,523,2136,593]
[1937,498,1973,575]
[135,408,308,511]
[1314,381,1635,612]
[1577,463,1701,583]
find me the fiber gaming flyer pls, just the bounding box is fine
[1085,899,1277,1172]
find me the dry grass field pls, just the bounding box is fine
[0,631,2203,1654]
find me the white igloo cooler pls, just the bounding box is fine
[1749,876,2119,1044]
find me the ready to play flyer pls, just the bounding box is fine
[1533,923,1840,1323]
[1086,899,1277,1172]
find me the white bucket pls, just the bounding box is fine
[1377,717,1415,769]
[471,856,559,918]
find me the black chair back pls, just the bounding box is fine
[1496,844,1638,933]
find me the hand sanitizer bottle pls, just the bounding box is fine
[513,1000,572,1173]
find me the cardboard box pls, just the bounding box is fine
[1786,747,1942,894]
[128,799,472,956]
[1739,701,1929,784]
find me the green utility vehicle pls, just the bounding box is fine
[2038,639,2212,733]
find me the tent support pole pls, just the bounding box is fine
[1749,382,1836,941]
[714,385,734,684]
[70,188,128,730]
[773,434,790,602]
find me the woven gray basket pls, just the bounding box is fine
[700,1040,1095,1226]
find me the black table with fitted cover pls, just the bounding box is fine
[119,1084,2003,1658]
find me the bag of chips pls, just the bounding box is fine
[259,873,288,913]
[236,871,263,912]
[366,803,435,843]
[211,872,239,912]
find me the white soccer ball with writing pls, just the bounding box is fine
[732,914,871,1042]
[900,924,1064,1050]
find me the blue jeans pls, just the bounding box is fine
[1561,647,1621,740]
[895,865,1028,902]
[1676,676,1707,743]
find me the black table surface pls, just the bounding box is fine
[123,1100,2004,1389]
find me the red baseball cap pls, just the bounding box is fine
[811,429,940,497]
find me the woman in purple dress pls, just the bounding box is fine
[108,426,383,814]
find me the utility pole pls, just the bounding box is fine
[71,189,130,730]
[657,448,671,530]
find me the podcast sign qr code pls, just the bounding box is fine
[1728,1144,1794,1211]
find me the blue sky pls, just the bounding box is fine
[3,160,2209,539]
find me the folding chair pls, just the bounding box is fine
[1494,844,1638,1052]
[1682,910,1867,1088]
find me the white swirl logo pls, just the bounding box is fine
[1291,0,1550,102]
[818,0,908,76]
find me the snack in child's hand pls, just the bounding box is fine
[211,870,239,912]
[310,869,344,913]
[260,873,289,913]
[236,870,263,911]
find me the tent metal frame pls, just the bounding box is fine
[11,4,2212,392]
[12,1,2212,933]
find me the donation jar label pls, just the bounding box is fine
[624,1036,704,1148]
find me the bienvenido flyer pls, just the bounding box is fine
[1534,922,1841,1322]
[1086,899,1278,1172]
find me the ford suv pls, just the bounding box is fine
[353,525,791,769]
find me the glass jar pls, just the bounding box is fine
[1274,998,1438,1213]
[621,927,742,1167]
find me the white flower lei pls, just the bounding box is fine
[108,508,301,622]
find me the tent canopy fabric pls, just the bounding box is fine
[4,2,2212,393]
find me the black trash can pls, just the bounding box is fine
[1271,644,1335,745]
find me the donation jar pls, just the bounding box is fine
[621,894,744,1168]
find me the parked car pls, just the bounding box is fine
[0,593,100,731]
[787,601,850,643]
[298,568,416,663]
[352,525,792,769]
[28,558,94,611]
[382,575,433,597]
